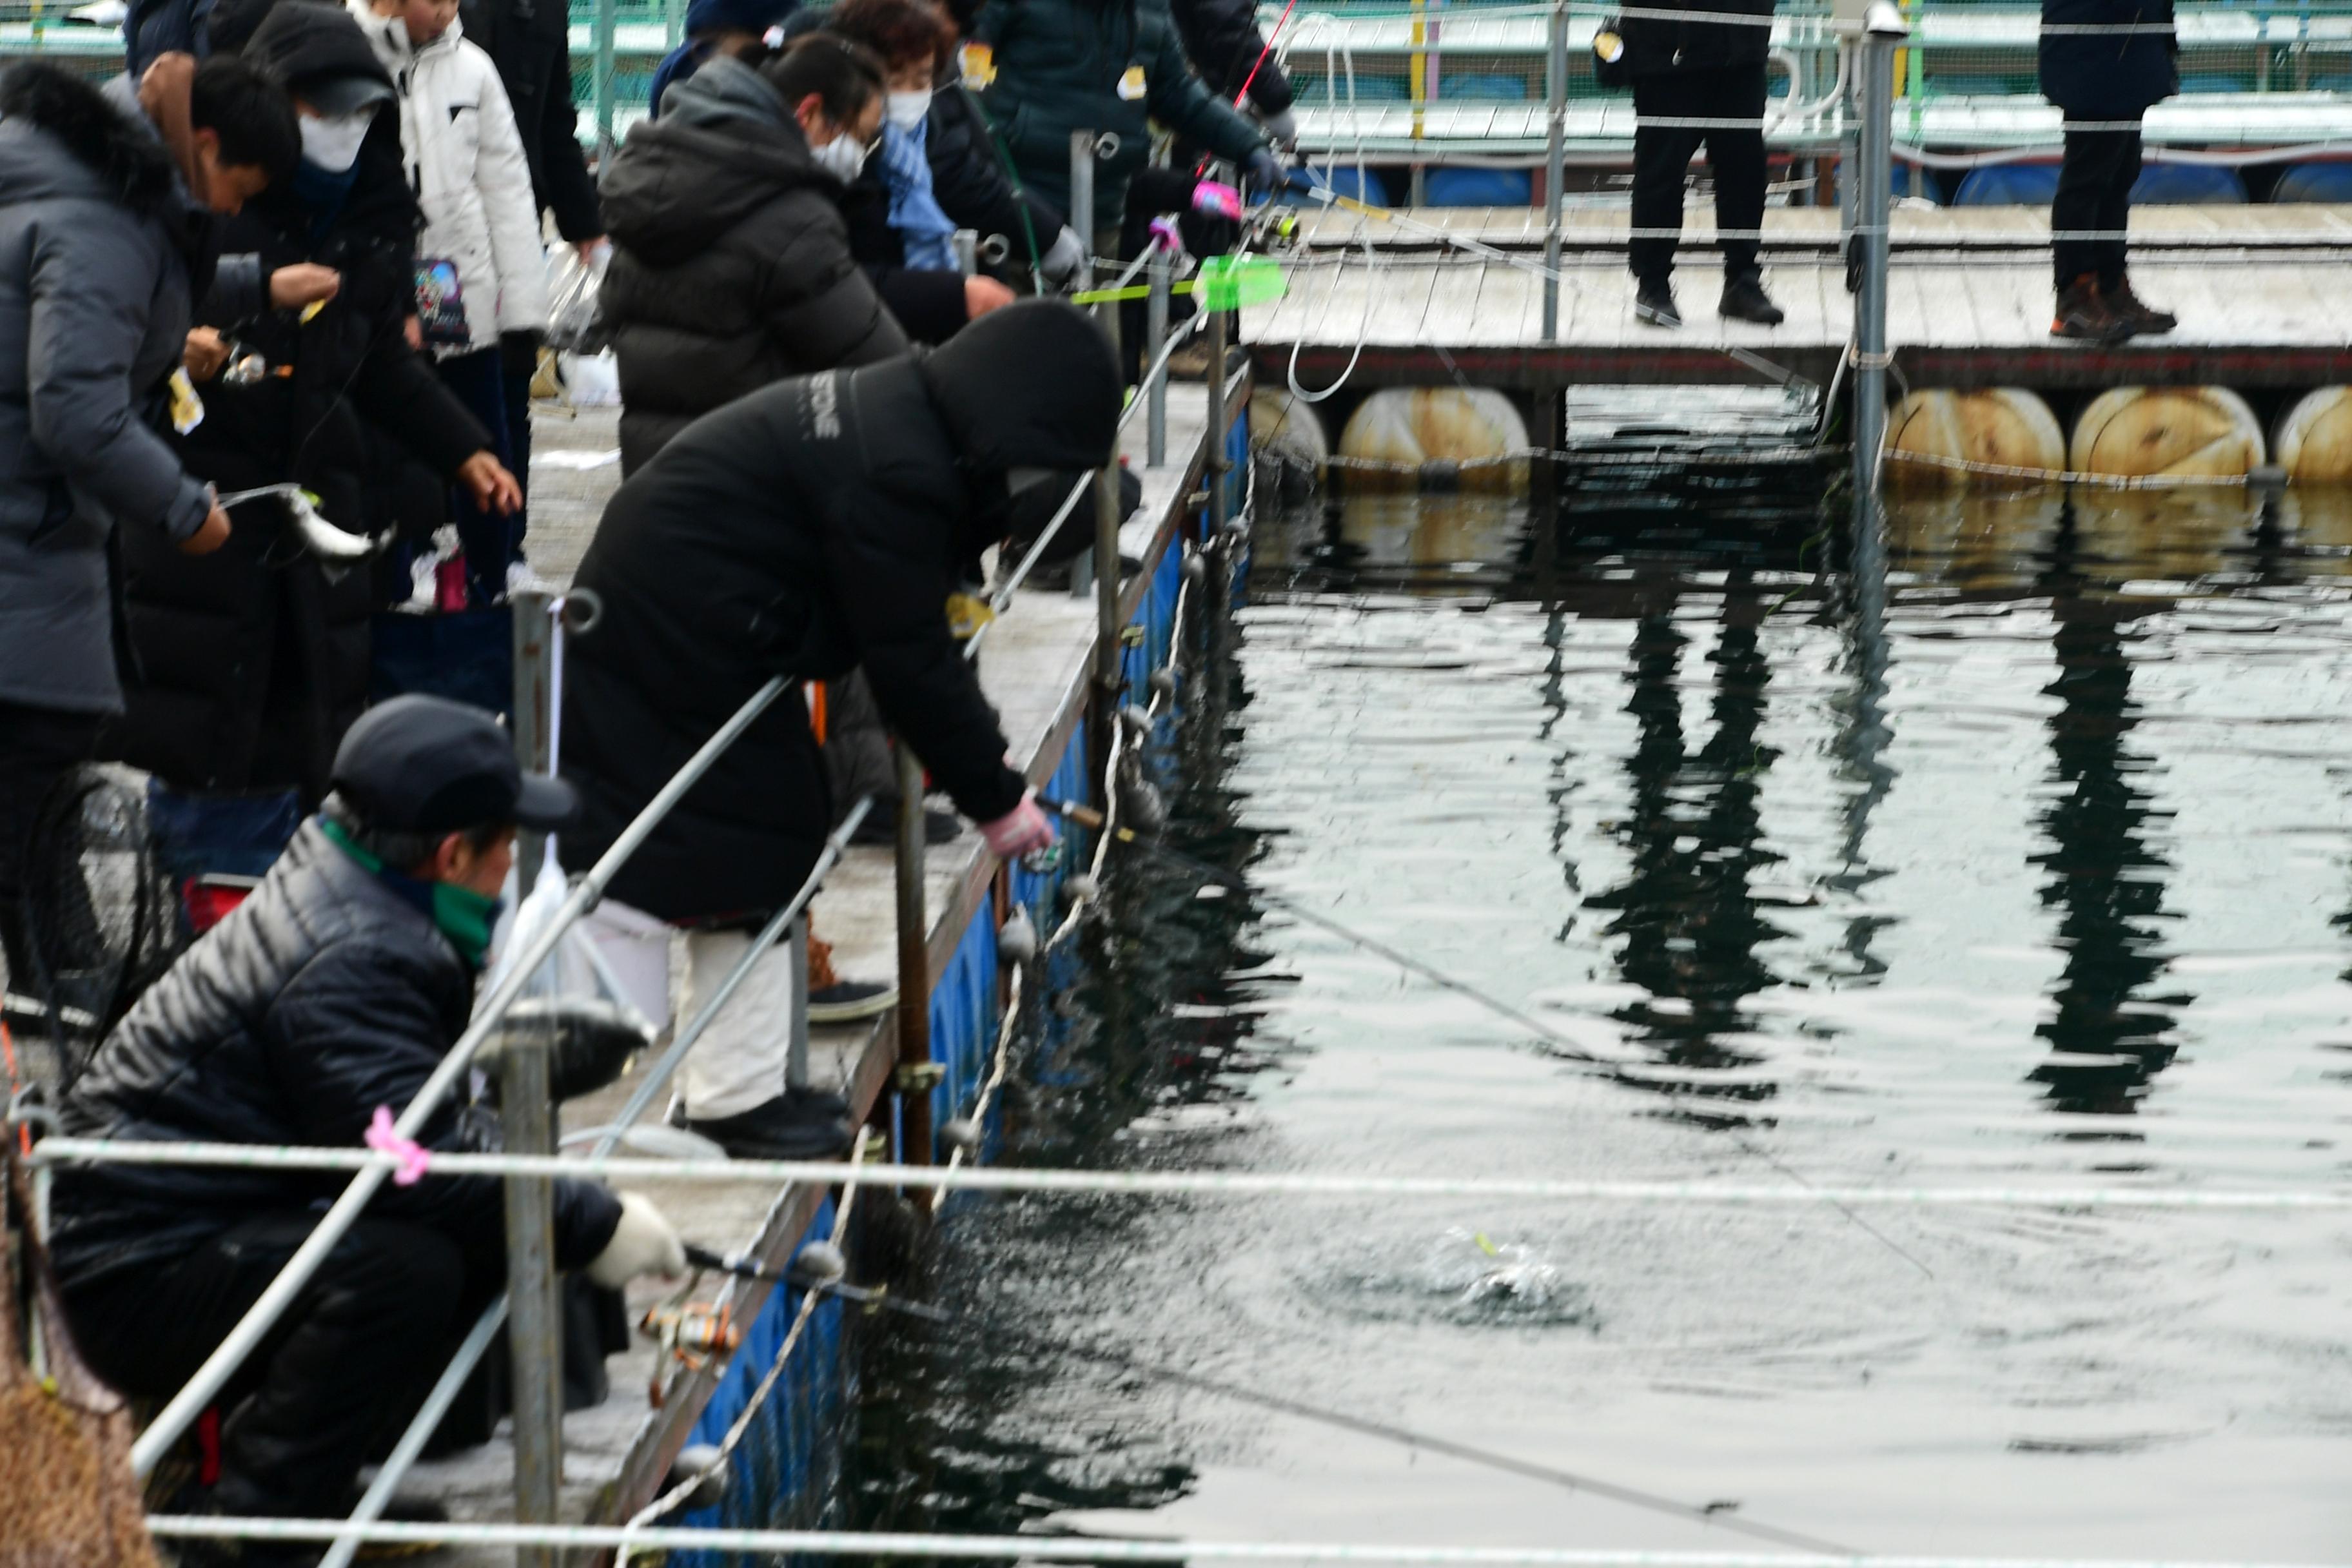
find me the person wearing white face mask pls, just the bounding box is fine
[817,0,1015,344]
[106,0,528,806]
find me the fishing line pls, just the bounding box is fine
[681,1249,1859,1554]
[1035,798,1935,1281]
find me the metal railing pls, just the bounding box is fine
[0,220,1242,1560]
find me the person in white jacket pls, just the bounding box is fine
[351,0,548,605]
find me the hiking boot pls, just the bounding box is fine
[807,978,898,1024]
[1632,276,1681,328]
[2104,274,2177,335]
[2050,274,2135,343]
[1719,275,1785,326]
[687,1088,856,1160]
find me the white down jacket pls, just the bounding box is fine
[349,2,547,354]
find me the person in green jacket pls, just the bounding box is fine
[966,0,1278,248]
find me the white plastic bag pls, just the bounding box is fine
[543,244,608,353]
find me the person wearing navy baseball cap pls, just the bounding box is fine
[51,692,683,1546]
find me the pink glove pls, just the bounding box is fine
[980,792,1056,860]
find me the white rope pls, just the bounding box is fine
[138,1516,2352,1568]
[1882,448,2256,489]
[32,1141,2352,1211]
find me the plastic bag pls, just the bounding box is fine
[544,244,609,354]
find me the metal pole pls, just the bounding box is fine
[1205,304,1231,538]
[1146,250,1170,467]
[1090,173,1125,763]
[595,0,618,159]
[1852,13,1903,500]
[892,743,933,1163]
[1068,130,1099,602]
[1541,0,1567,341]
[954,228,979,279]
[497,1017,562,1568]
[510,590,553,891]
[787,914,810,1093]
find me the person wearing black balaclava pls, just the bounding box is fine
[560,300,1113,1160]
[105,0,524,805]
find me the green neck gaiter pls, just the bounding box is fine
[320,818,502,970]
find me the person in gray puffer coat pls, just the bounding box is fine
[0,54,295,985]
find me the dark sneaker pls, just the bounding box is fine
[2051,274,2135,343]
[2105,275,2177,335]
[850,807,959,847]
[807,977,899,1024]
[687,1088,856,1159]
[1719,275,1785,326]
[1632,277,1681,328]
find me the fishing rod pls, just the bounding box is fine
[681,1244,1860,1553]
[1034,797,1935,1282]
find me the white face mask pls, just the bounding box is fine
[885,88,932,130]
[810,130,870,184]
[299,109,374,173]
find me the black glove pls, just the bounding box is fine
[500,329,544,377]
[1244,148,1289,197]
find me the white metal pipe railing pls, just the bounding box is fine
[123,675,790,1475]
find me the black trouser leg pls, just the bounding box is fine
[1629,81,1703,284]
[1705,71,1770,285]
[2053,118,2142,290]
[502,361,534,549]
[0,699,103,985]
[63,1215,473,1516]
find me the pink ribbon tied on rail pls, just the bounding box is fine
[1148,215,1185,255]
[365,1106,433,1186]
[1190,181,1241,221]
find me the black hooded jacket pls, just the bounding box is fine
[598,57,910,476]
[462,0,603,240]
[561,301,1118,923]
[108,0,494,801]
[50,819,625,1293]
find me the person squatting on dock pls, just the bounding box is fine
[49,697,688,1557]
[1611,0,1785,329]
[2041,0,2180,340]
[558,301,1108,1161]
[0,52,295,986]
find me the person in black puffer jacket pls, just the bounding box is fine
[598,37,909,475]
[561,300,1112,1160]
[1612,0,1781,329]
[53,696,684,1533]
[106,0,523,805]
[2041,0,2178,338]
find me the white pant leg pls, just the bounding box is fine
[679,929,794,1121]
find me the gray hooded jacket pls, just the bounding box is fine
[0,63,213,716]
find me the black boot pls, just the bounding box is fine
[1719,273,1785,326]
[687,1088,856,1159]
[2104,274,2177,335]
[2051,273,2135,343]
[1633,275,1681,327]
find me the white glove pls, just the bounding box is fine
[586,1191,687,1288]
[1258,107,1298,148]
[1039,225,1087,288]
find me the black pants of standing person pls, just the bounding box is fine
[2052,118,2142,291]
[0,699,103,986]
[63,1215,487,1517]
[1629,65,1768,286]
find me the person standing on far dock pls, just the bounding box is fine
[2041,0,2179,340]
[1611,0,1783,330]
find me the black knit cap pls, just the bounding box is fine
[331,695,577,835]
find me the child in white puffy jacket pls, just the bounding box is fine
[351,0,547,605]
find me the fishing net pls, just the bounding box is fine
[0,1145,162,1568]
[21,766,186,1093]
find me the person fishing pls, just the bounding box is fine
[2041,0,2179,339]
[50,695,686,1559]
[560,300,1105,1160]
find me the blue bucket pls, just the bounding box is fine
[2270,162,2352,202]
[1426,167,1533,206]
[1953,162,2062,205]
[2131,163,2248,204]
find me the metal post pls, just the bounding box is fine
[1204,304,1231,538]
[1146,250,1171,467]
[498,1017,562,1568]
[892,743,933,1163]
[954,228,979,279]
[787,914,811,1093]
[1541,0,1567,341]
[1069,130,1097,282]
[1852,10,1904,500]
[595,0,618,159]
[510,591,553,891]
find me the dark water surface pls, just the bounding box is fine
[840,402,2352,1558]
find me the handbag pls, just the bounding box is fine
[0,1146,163,1568]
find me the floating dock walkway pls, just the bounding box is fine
[1247,206,2352,394]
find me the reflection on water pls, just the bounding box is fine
[838,435,2352,1558]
